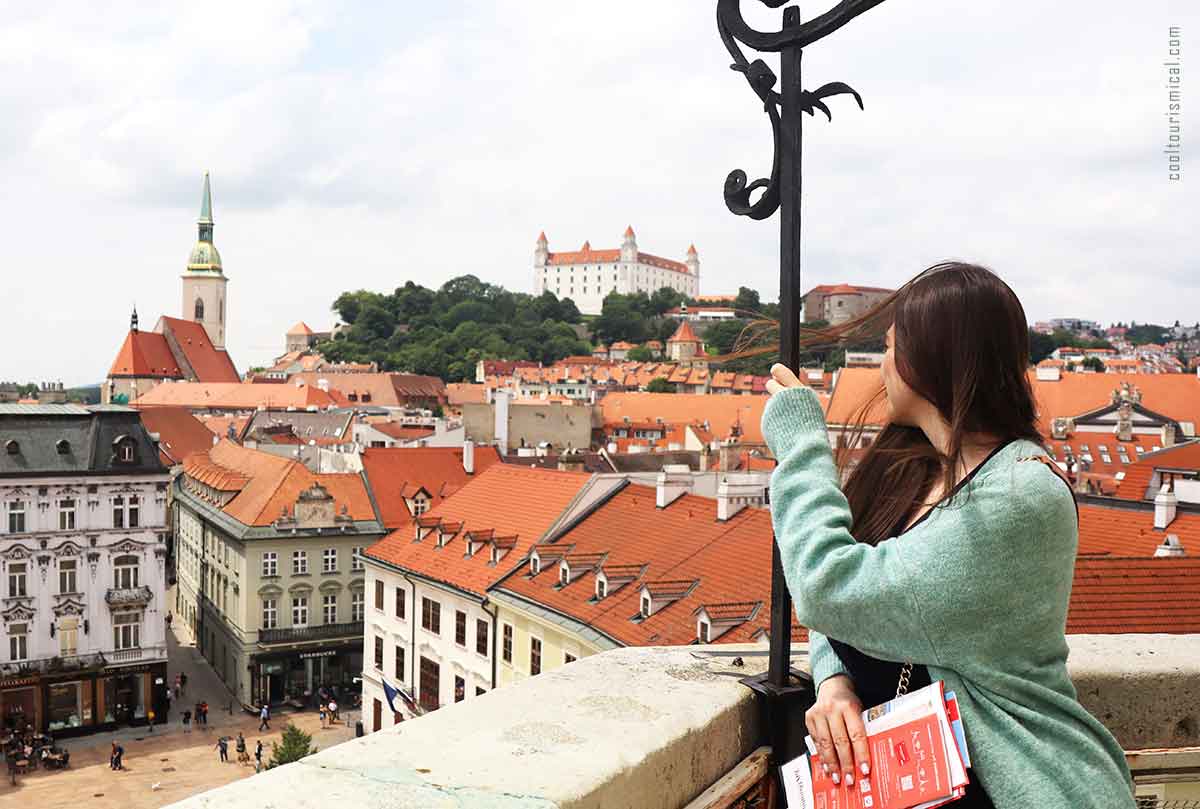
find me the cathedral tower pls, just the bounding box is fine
[180,172,228,349]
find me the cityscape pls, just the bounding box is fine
[0,3,1196,809]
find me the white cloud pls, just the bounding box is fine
[0,0,1197,385]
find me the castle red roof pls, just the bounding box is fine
[667,321,701,345]
[108,331,184,379]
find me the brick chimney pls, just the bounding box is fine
[1154,534,1185,558]
[1154,480,1178,529]
[1161,422,1177,448]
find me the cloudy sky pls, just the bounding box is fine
[2,1,1196,385]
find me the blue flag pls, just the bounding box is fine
[381,678,415,715]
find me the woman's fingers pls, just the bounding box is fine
[843,704,872,779]
[826,711,857,785]
[805,711,840,781]
[769,363,803,388]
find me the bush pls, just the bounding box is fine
[268,722,316,769]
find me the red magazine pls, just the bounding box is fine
[801,714,953,809]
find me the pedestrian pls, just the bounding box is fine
[166,686,173,714]
[235,732,249,765]
[254,740,264,773]
[174,673,181,699]
[258,704,270,732]
[166,611,173,628]
[328,699,338,723]
[109,741,118,771]
[147,708,155,732]
[182,708,192,733]
[200,700,209,726]
[319,704,326,729]
[180,671,188,695]
[215,736,228,763]
[113,743,125,771]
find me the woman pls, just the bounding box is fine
[761,262,1135,808]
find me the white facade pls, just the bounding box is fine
[361,560,495,732]
[533,229,700,316]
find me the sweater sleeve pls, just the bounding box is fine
[807,629,852,689]
[761,386,1076,669]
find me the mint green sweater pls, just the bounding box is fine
[762,386,1136,809]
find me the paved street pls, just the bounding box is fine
[0,593,360,808]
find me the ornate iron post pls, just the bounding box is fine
[717,0,887,771]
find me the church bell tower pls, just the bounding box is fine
[180,172,228,349]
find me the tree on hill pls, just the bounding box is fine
[268,723,316,769]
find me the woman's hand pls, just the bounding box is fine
[765,363,805,397]
[805,674,871,786]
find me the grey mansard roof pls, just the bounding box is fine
[0,405,168,477]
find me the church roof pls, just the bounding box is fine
[108,331,185,379]
[287,321,314,336]
[158,317,241,383]
[667,321,702,345]
[198,172,213,225]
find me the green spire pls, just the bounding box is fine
[198,172,213,227]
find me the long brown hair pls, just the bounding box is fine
[728,262,1043,544]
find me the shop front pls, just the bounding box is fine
[32,658,168,738]
[252,642,363,708]
[1,676,41,735]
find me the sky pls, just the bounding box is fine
[1,0,1197,385]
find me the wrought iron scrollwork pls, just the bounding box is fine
[718,0,874,219]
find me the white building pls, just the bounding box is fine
[0,404,170,738]
[533,227,700,316]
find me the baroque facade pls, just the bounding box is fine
[0,405,170,738]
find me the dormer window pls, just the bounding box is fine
[5,440,18,455]
[56,439,70,455]
[640,594,651,618]
[698,620,710,643]
[530,555,540,576]
[559,564,569,586]
[596,578,607,600]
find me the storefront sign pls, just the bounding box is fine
[0,676,38,689]
[299,650,339,659]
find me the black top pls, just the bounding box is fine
[824,441,1014,808]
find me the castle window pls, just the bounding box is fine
[194,298,205,321]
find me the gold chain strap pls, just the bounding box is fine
[895,661,913,699]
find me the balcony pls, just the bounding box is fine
[258,621,364,646]
[105,585,154,607]
[163,634,1200,809]
[106,645,167,666]
[0,653,106,678]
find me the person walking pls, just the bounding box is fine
[180,671,188,695]
[319,704,327,729]
[173,674,181,701]
[215,736,228,763]
[258,704,270,732]
[235,732,248,765]
[182,708,192,734]
[254,740,264,773]
[328,699,338,724]
[199,701,209,728]
[165,686,173,716]
[112,743,124,771]
[109,741,118,771]
[762,262,1137,808]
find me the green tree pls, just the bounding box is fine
[733,287,762,316]
[646,377,674,393]
[1081,356,1106,372]
[268,723,316,769]
[649,286,685,317]
[702,319,750,356]
[1029,330,1057,364]
[627,345,655,362]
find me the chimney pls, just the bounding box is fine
[1162,422,1177,448]
[1154,534,1185,558]
[1154,480,1178,529]
[716,478,746,521]
[718,439,739,473]
[463,439,475,474]
[656,466,692,508]
[698,445,711,472]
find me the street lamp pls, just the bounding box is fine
[715,0,887,768]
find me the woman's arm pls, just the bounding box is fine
[808,629,852,689]
[761,386,1074,667]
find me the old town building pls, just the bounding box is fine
[0,404,170,738]
[172,440,383,707]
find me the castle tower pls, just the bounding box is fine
[621,225,638,263]
[685,243,700,278]
[181,172,229,349]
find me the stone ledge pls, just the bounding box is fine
[164,635,1200,809]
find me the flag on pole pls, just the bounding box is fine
[382,678,417,715]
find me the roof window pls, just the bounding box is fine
[5,440,19,455]
[56,439,71,454]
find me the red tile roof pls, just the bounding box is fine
[1077,503,1200,556]
[360,445,503,529]
[183,440,377,527]
[287,322,314,335]
[1067,556,1200,634]
[108,331,184,379]
[158,317,241,383]
[804,283,895,296]
[134,406,218,466]
[1113,440,1200,500]
[667,321,702,345]
[288,372,447,406]
[363,465,591,596]
[495,486,774,646]
[133,381,339,410]
[371,423,436,441]
[600,393,767,444]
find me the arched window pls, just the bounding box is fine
[194,297,205,321]
[114,555,139,589]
